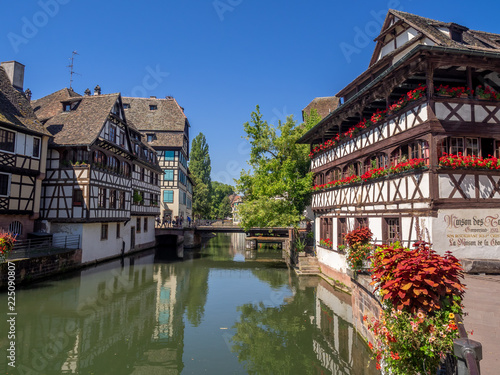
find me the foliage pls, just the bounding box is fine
[367,241,465,374]
[294,237,306,252]
[435,85,473,97]
[0,231,16,262]
[309,85,427,158]
[236,106,320,231]
[371,241,464,313]
[439,152,500,170]
[319,238,332,249]
[344,227,373,271]
[190,133,212,218]
[366,305,461,374]
[312,158,428,191]
[133,190,143,204]
[210,181,234,219]
[476,85,500,100]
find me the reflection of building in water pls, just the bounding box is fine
[312,280,376,375]
[13,253,158,374]
[231,232,246,252]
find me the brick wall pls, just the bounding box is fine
[0,249,82,288]
[0,215,34,240]
[350,275,382,345]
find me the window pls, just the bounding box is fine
[338,218,348,247]
[364,153,388,172]
[187,197,192,209]
[164,151,175,161]
[98,188,107,208]
[356,217,368,229]
[93,150,107,165]
[8,221,23,236]
[163,190,174,203]
[123,103,130,109]
[110,190,117,209]
[439,137,480,157]
[465,138,479,156]
[32,138,41,158]
[120,132,126,147]
[136,217,141,233]
[101,224,108,240]
[343,162,362,178]
[116,223,120,238]
[0,173,11,196]
[108,156,119,172]
[164,169,174,181]
[144,217,148,232]
[390,145,409,165]
[119,191,125,209]
[109,125,116,143]
[147,134,155,142]
[73,189,83,206]
[0,129,15,153]
[384,218,400,243]
[149,105,157,110]
[141,168,145,181]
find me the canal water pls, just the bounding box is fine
[1,233,377,375]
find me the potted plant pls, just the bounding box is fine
[0,231,17,263]
[476,85,500,100]
[344,227,373,273]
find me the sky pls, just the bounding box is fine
[1,0,500,187]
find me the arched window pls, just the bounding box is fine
[364,153,388,172]
[8,221,22,236]
[314,172,325,186]
[121,161,131,177]
[93,150,107,166]
[390,145,409,165]
[343,162,362,178]
[326,168,342,182]
[409,140,430,162]
[108,156,119,172]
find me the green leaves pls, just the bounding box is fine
[190,133,212,218]
[236,106,319,231]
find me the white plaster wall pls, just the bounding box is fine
[432,209,500,260]
[82,222,123,263]
[317,246,348,273]
[370,217,383,244]
[132,216,156,247]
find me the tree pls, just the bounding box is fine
[190,133,212,218]
[210,181,235,219]
[236,106,320,230]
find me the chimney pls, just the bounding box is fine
[84,88,91,96]
[150,96,156,99]
[24,88,32,101]
[94,85,101,95]
[1,61,25,92]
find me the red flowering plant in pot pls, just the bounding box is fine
[0,231,17,263]
[344,227,373,272]
[439,152,500,170]
[364,241,466,374]
[319,238,333,249]
[476,85,500,100]
[435,85,473,98]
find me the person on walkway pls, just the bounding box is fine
[156,216,160,228]
[187,216,191,227]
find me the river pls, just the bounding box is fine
[0,233,377,374]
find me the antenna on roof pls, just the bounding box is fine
[67,51,81,89]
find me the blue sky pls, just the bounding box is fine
[1,0,499,187]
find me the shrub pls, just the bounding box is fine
[344,227,373,271]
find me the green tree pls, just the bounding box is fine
[210,181,235,219]
[190,133,212,218]
[236,106,320,230]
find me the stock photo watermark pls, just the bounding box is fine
[6,262,17,368]
[339,0,411,63]
[8,0,72,53]
[213,0,243,21]
[130,65,170,97]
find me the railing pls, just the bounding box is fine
[7,234,81,260]
[452,315,482,375]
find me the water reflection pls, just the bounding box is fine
[0,234,376,374]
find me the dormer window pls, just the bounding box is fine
[123,103,130,109]
[149,105,157,110]
[63,103,71,112]
[147,134,155,142]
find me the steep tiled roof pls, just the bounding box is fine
[122,96,187,132]
[31,87,81,121]
[390,10,500,52]
[41,94,120,146]
[302,97,340,121]
[147,132,184,148]
[0,66,50,136]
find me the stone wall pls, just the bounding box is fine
[0,249,82,288]
[350,275,382,346]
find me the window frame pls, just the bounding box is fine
[0,128,16,154]
[101,224,108,240]
[0,173,11,197]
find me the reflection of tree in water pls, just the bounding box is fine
[251,267,290,289]
[184,265,210,327]
[231,288,317,375]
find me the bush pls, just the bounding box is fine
[344,227,373,271]
[366,241,465,374]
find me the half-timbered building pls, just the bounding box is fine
[0,61,51,239]
[122,96,193,225]
[299,10,500,275]
[32,88,160,263]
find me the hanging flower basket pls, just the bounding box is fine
[0,232,17,263]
